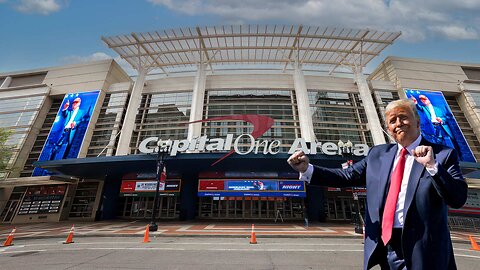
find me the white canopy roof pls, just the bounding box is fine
[102,25,401,75]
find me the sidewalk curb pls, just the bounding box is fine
[7,233,471,244]
[11,233,364,240]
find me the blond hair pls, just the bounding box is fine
[384,99,420,122]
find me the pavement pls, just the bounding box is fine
[1,220,479,244]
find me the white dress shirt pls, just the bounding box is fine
[300,135,438,228]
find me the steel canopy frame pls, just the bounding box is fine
[102,25,401,75]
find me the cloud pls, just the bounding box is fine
[60,52,137,75]
[14,0,65,15]
[429,25,479,40]
[61,52,113,63]
[146,0,480,41]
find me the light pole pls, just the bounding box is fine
[149,139,172,232]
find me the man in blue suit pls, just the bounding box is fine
[48,99,72,160]
[62,97,85,158]
[50,97,85,159]
[288,99,467,270]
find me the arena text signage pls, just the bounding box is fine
[138,134,369,157]
[139,115,368,166]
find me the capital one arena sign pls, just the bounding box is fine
[139,115,369,165]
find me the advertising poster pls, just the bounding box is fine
[405,89,476,162]
[226,180,278,191]
[33,90,101,176]
[198,179,306,197]
[120,180,181,197]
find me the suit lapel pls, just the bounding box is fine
[377,144,398,210]
[403,138,429,220]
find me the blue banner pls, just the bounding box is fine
[33,90,101,176]
[226,180,278,191]
[405,89,476,162]
[198,179,306,197]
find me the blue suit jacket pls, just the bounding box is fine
[309,138,467,269]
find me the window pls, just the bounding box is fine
[87,92,129,157]
[308,90,373,145]
[203,89,300,152]
[462,67,480,81]
[130,91,193,154]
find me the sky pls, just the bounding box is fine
[1,0,479,75]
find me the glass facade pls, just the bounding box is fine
[130,91,192,154]
[469,92,480,108]
[444,95,480,161]
[466,92,480,160]
[87,91,129,157]
[20,98,62,177]
[203,89,300,152]
[308,90,373,145]
[372,89,400,142]
[0,87,48,178]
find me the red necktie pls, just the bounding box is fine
[381,147,408,245]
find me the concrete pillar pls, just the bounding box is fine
[352,66,386,145]
[187,63,207,141]
[179,173,198,220]
[293,63,316,143]
[116,68,148,155]
[306,185,326,222]
[100,174,122,220]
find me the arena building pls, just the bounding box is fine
[0,25,479,225]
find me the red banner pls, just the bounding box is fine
[198,180,224,191]
[120,181,137,193]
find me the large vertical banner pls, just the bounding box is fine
[405,89,476,162]
[33,90,101,176]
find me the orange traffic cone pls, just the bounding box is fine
[249,224,257,244]
[143,224,150,243]
[469,235,480,251]
[63,225,75,244]
[2,228,16,247]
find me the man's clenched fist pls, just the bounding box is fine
[287,151,310,173]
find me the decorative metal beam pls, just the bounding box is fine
[104,32,399,49]
[131,33,169,75]
[196,26,214,72]
[329,30,370,75]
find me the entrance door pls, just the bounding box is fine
[243,198,260,218]
[327,197,354,221]
[131,197,149,218]
[119,196,179,219]
[0,186,27,223]
[198,197,305,220]
[69,182,100,218]
[1,200,19,223]
[159,196,179,218]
